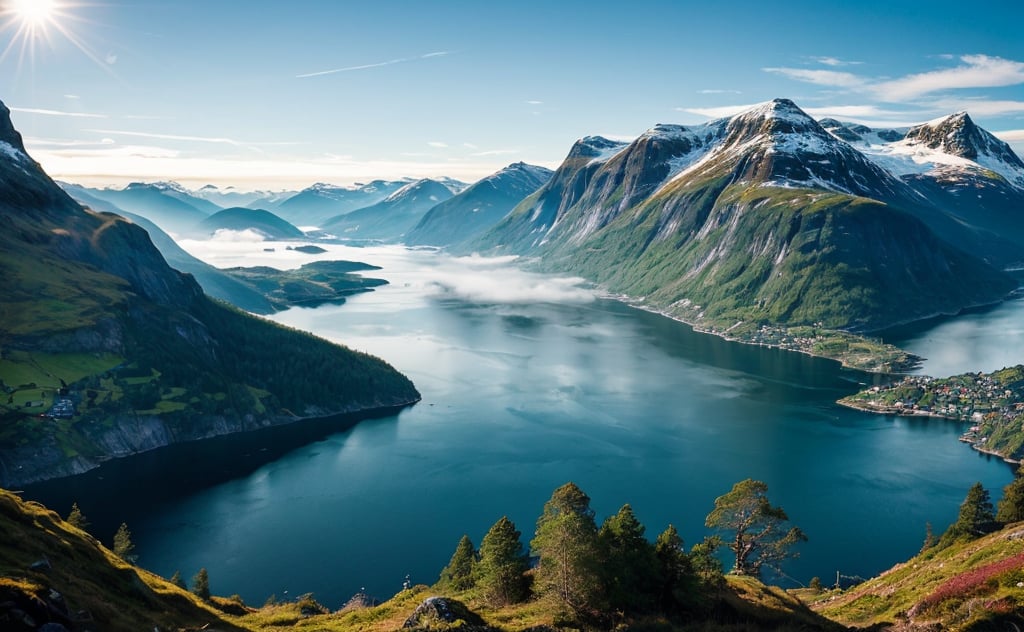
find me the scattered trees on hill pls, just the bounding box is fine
[434,479,802,623]
[705,478,806,577]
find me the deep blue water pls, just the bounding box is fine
[23,245,1019,607]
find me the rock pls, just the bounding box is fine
[402,596,491,630]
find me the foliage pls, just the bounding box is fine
[653,524,698,610]
[170,570,187,589]
[193,567,211,600]
[66,502,89,531]
[438,534,477,591]
[599,503,658,613]
[112,522,137,563]
[705,479,806,577]
[530,482,604,616]
[911,551,1024,617]
[476,516,530,606]
[939,482,998,548]
[997,464,1024,524]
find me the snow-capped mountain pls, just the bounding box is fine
[192,184,297,210]
[273,180,413,226]
[405,162,553,247]
[320,178,455,241]
[473,99,1019,332]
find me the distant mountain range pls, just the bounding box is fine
[0,100,419,486]
[320,178,456,242]
[469,99,1022,332]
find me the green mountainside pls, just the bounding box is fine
[0,100,419,487]
[469,101,1018,373]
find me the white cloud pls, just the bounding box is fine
[64,94,80,100]
[471,149,519,156]
[874,55,1024,101]
[697,89,742,95]
[11,107,107,118]
[676,103,760,118]
[297,51,450,78]
[209,228,268,243]
[811,56,862,67]
[105,52,118,65]
[427,141,448,148]
[994,130,1024,142]
[425,254,596,305]
[929,98,1024,116]
[526,100,543,105]
[762,67,865,88]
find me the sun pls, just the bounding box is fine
[11,0,58,26]
[1,0,108,73]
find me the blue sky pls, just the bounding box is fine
[3,0,1024,190]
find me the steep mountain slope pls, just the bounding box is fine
[0,101,418,487]
[475,99,1016,332]
[405,162,553,247]
[82,181,213,235]
[849,112,1024,261]
[321,178,455,242]
[274,180,410,226]
[195,207,305,239]
[59,182,277,313]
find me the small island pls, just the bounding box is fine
[838,365,1024,462]
[223,259,387,309]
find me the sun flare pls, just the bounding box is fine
[12,0,58,26]
[1,0,108,73]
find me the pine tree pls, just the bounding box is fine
[112,522,137,563]
[477,516,530,606]
[705,479,806,578]
[170,570,187,590]
[654,524,695,610]
[531,482,604,615]
[599,504,657,613]
[192,567,211,600]
[939,482,997,547]
[689,536,724,586]
[66,502,89,531]
[996,464,1024,524]
[438,534,477,591]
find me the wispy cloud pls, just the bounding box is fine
[83,128,299,147]
[526,100,543,105]
[471,149,518,157]
[874,55,1024,100]
[698,89,742,95]
[64,94,80,100]
[427,141,448,148]
[994,130,1024,142]
[11,107,107,118]
[930,98,1024,116]
[762,67,865,88]
[297,51,450,79]
[676,103,760,118]
[811,56,862,67]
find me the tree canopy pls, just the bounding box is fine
[705,479,806,577]
[477,516,530,606]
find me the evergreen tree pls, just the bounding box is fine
[438,534,477,591]
[705,479,806,578]
[170,570,187,590]
[689,536,724,586]
[920,522,937,553]
[477,516,530,606]
[940,482,997,547]
[654,524,695,610]
[66,502,89,531]
[112,522,137,563]
[599,504,657,613]
[996,464,1024,524]
[531,482,604,615]
[192,567,211,600]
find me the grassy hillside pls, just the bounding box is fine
[811,523,1024,631]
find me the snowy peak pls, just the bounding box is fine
[493,161,554,184]
[383,178,452,204]
[570,136,629,163]
[727,98,825,140]
[904,112,1024,170]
